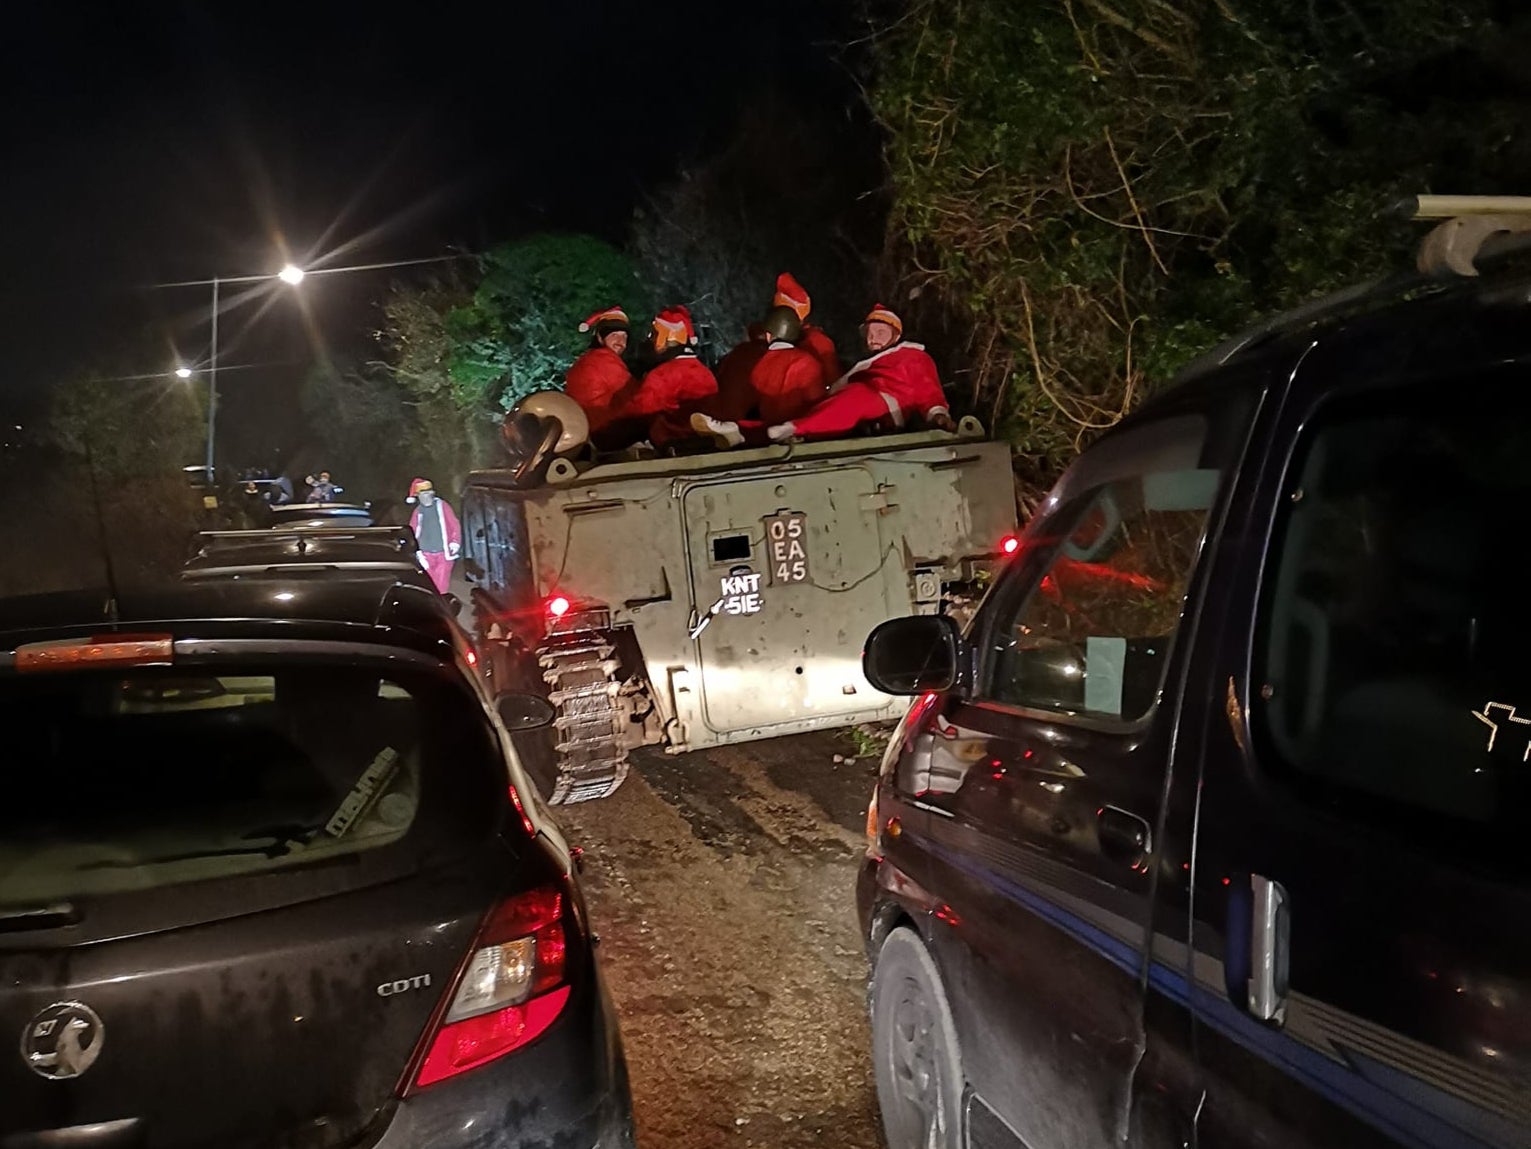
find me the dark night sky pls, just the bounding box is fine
[0,1,868,443]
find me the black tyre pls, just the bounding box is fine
[484,640,561,801]
[871,926,965,1149]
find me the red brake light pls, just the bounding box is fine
[15,634,174,673]
[546,595,571,619]
[508,784,536,838]
[1000,534,1020,556]
[408,885,572,1092]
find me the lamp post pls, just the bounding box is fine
[161,254,460,484]
[182,264,306,483]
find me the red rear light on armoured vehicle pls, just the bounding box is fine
[1000,534,1020,556]
[408,884,572,1092]
[546,594,571,619]
[15,634,174,672]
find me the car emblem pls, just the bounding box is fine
[21,1002,104,1080]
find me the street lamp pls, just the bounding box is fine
[195,267,304,483]
[160,252,466,484]
[175,365,193,379]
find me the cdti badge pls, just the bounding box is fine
[22,1002,104,1080]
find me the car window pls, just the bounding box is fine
[982,440,1220,723]
[0,662,504,905]
[1255,376,1531,851]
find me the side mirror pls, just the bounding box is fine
[443,592,464,618]
[864,614,964,695]
[497,691,556,732]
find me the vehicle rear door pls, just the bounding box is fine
[682,466,903,735]
[913,411,1234,1148]
[0,658,519,1149]
[1175,362,1531,1148]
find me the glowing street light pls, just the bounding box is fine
[186,266,306,481]
[158,252,467,483]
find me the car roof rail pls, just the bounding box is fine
[196,527,409,541]
[1400,194,1531,278]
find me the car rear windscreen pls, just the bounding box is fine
[0,662,503,905]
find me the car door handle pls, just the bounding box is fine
[1097,805,1152,867]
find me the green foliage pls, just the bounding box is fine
[445,234,649,411]
[298,362,420,500]
[868,0,1510,496]
[49,374,205,479]
[43,371,208,587]
[375,235,647,483]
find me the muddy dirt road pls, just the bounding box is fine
[556,731,889,1149]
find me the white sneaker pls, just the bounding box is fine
[767,423,796,442]
[690,412,744,448]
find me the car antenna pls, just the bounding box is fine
[81,437,122,627]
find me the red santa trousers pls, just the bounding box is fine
[420,552,455,594]
[736,342,947,444]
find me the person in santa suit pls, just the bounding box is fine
[748,304,827,424]
[692,304,955,448]
[712,321,770,416]
[630,305,718,414]
[645,321,767,452]
[564,306,635,437]
[773,272,840,385]
[595,305,719,451]
[406,477,462,594]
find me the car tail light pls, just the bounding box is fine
[15,634,174,673]
[999,534,1020,556]
[546,594,571,619]
[408,885,572,1091]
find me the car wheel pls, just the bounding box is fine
[872,925,964,1149]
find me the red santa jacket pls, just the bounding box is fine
[833,341,949,424]
[801,324,841,386]
[410,498,462,557]
[564,346,635,432]
[712,338,769,421]
[750,342,828,425]
[626,350,719,418]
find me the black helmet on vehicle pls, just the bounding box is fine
[761,304,803,345]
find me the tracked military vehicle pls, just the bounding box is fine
[461,395,1017,804]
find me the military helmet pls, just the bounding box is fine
[512,389,590,455]
[761,304,802,345]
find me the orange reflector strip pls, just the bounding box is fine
[15,634,174,672]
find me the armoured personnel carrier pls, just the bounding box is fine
[462,397,1017,804]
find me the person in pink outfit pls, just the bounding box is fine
[406,477,461,594]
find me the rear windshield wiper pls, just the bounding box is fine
[0,902,80,932]
[79,824,324,870]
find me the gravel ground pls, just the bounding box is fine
[556,731,891,1149]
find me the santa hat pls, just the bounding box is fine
[652,305,698,346]
[773,272,811,320]
[864,304,903,337]
[578,306,629,333]
[405,477,433,504]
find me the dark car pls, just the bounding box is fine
[856,260,1531,1147]
[0,574,634,1148]
[183,527,425,581]
[267,502,377,529]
